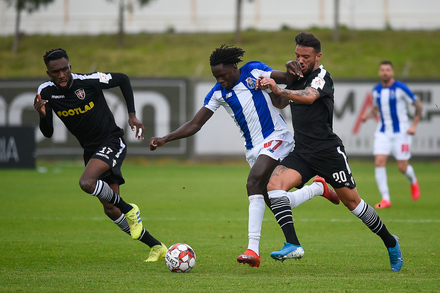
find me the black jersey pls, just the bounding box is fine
[286,65,343,153]
[38,72,135,151]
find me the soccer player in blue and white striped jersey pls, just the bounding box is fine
[362,61,423,208]
[150,45,339,268]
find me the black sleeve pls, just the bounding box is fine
[107,72,136,113]
[39,103,54,138]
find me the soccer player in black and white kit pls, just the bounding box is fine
[258,32,403,271]
[34,48,167,262]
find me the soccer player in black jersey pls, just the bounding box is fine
[257,32,403,271]
[34,48,167,262]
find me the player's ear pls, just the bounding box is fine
[316,52,322,61]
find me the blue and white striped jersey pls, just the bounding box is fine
[204,61,288,150]
[372,80,416,134]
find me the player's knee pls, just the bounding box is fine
[79,177,96,194]
[246,176,263,193]
[267,178,280,192]
[397,165,407,173]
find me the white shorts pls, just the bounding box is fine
[245,130,294,168]
[373,131,412,160]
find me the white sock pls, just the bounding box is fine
[350,199,365,216]
[286,182,322,209]
[405,164,417,185]
[375,166,390,201]
[247,194,265,255]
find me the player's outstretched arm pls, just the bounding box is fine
[150,107,213,151]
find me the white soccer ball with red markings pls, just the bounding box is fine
[165,243,196,273]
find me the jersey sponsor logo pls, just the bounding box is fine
[311,76,325,90]
[74,88,86,100]
[56,101,95,117]
[246,77,256,89]
[51,95,65,99]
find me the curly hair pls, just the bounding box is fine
[209,44,245,67]
[43,48,69,66]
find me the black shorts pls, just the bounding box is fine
[83,136,127,185]
[279,145,356,189]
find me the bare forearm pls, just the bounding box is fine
[162,121,202,143]
[270,92,291,109]
[273,86,319,104]
[413,99,423,124]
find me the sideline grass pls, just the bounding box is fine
[1,160,439,292]
[1,29,440,79]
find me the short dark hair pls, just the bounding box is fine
[295,32,321,53]
[209,44,245,67]
[43,48,69,66]
[380,60,393,68]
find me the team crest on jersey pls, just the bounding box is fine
[246,77,256,89]
[74,88,86,100]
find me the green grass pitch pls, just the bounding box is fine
[1,159,439,292]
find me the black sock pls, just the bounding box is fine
[113,215,161,247]
[138,229,161,248]
[270,196,300,245]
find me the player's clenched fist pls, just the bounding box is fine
[149,137,165,151]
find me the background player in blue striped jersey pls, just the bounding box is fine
[34,48,167,263]
[259,32,403,271]
[150,44,340,268]
[362,61,423,209]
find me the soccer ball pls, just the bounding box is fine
[165,243,196,273]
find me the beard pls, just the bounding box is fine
[302,60,317,77]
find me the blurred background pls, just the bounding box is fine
[1,0,440,168]
[2,0,440,35]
